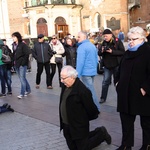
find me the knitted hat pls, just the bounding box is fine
[103,29,112,35]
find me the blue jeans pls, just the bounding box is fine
[101,66,118,101]
[15,66,31,96]
[81,76,100,112]
[0,64,7,94]
[5,69,12,93]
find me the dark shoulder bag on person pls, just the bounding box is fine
[55,57,63,63]
[1,46,12,63]
[2,54,11,63]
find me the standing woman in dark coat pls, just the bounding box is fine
[115,26,150,150]
[63,37,77,68]
[12,32,31,99]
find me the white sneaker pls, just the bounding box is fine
[24,92,31,96]
[17,95,23,99]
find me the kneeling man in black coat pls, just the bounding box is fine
[59,65,111,150]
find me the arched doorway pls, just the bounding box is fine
[55,17,68,39]
[37,18,48,37]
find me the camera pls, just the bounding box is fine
[103,45,110,52]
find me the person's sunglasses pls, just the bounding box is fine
[52,38,56,39]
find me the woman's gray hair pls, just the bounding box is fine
[127,26,147,41]
[61,65,78,78]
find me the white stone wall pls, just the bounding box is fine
[0,0,10,39]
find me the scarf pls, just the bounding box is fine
[128,42,144,51]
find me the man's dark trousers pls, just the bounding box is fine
[63,123,105,150]
[36,62,51,86]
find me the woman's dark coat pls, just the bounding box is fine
[12,42,30,68]
[59,78,99,140]
[116,42,150,116]
[63,44,77,68]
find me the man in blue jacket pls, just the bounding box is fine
[76,31,100,112]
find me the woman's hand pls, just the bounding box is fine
[140,88,146,96]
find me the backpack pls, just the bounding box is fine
[1,46,12,64]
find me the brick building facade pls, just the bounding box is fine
[0,0,129,39]
[129,0,150,30]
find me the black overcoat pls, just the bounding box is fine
[116,42,150,116]
[59,78,99,140]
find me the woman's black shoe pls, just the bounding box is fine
[99,98,106,104]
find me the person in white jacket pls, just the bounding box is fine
[49,35,65,88]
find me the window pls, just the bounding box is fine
[51,0,64,4]
[31,0,48,6]
[128,0,134,3]
[94,13,101,28]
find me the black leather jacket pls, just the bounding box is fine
[98,37,125,69]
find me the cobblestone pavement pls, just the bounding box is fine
[0,112,117,150]
[0,58,141,150]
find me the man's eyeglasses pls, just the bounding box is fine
[52,38,56,40]
[128,38,139,42]
[61,76,70,80]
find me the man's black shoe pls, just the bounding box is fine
[116,145,132,150]
[7,105,14,112]
[99,98,106,104]
[101,126,111,145]
[139,145,150,150]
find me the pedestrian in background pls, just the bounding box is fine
[12,32,31,99]
[59,65,111,150]
[32,34,52,89]
[2,39,13,95]
[76,31,100,112]
[49,34,65,88]
[115,26,150,150]
[118,30,125,43]
[0,40,7,97]
[98,29,125,104]
[63,37,77,68]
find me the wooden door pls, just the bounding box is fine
[55,25,68,39]
[37,24,48,37]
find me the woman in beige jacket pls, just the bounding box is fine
[49,35,65,88]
